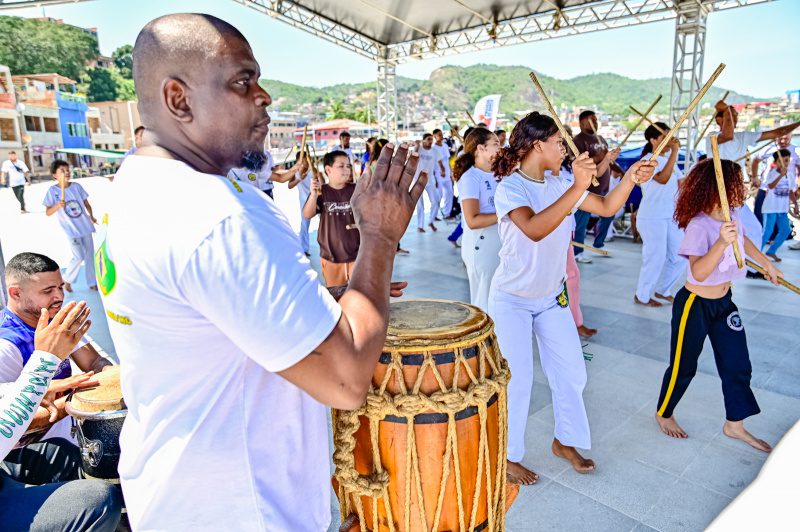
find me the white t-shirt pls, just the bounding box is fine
[757,144,800,189]
[97,155,341,531]
[228,151,275,192]
[638,153,683,220]
[415,146,439,182]
[458,166,496,216]
[491,172,588,299]
[295,169,312,198]
[331,145,355,165]
[42,183,96,238]
[706,131,761,173]
[761,168,795,214]
[2,160,29,187]
[434,143,451,179]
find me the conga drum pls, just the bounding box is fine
[65,366,126,481]
[333,300,512,532]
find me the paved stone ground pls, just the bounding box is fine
[3,177,798,532]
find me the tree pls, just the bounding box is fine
[112,44,133,79]
[0,16,98,80]
[81,67,136,102]
[83,68,117,102]
[326,100,347,120]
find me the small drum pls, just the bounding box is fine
[333,300,512,532]
[65,366,126,481]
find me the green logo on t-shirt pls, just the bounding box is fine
[94,214,117,296]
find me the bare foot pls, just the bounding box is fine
[450,240,461,248]
[64,282,73,293]
[655,414,688,438]
[634,295,662,307]
[417,227,425,233]
[723,420,772,453]
[654,293,674,303]
[552,438,595,474]
[429,223,438,232]
[766,253,781,263]
[577,324,598,338]
[506,460,539,485]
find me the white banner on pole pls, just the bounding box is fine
[473,94,502,131]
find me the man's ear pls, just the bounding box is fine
[163,77,193,123]
[7,285,21,302]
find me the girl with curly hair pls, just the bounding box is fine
[487,112,656,483]
[633,122,686,307]
[655,158,782,453]
[453,127,502,311]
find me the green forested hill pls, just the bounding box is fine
[260,64,761,119]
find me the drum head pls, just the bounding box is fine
[386,299,489,345]
[70,366,125,412]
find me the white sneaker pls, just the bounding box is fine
[789,241,800,250]
[576,253,593,264]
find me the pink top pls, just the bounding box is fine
[678,210,747,286]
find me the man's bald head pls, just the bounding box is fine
[134,14,249,120]
[130,14,272,175]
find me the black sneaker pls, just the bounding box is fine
[746,271,765,280]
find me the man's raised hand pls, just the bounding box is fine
[33,301,92,360]
[351,143,427,246]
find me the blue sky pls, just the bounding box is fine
[4,0,798,98]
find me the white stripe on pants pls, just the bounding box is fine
[461,225,500,311]
[416,179,440,228]
[437,175,454,217]
[488,288,591,462]
[635,218,684,303]
[64,234,96,287]
[298,191,310,253]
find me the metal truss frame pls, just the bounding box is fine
[376,58,398,139]
[670,0,708,164]
[387,0,772,62]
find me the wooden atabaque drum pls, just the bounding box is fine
[333,299,511,532]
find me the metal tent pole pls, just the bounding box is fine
[376,57,398,141]
[670,0,709,166]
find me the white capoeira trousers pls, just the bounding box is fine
[488,288,591,463]
[64,234,96,287]
[461,225,501,311]
[635,218,684,303]
[416,179,440,228]
[437,175,454,217]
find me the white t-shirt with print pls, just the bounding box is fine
[491,172,588,299]
[97,155,341,532]
[706,130,761,173]
[638,152,683,220]
[761,168,795,214]
[2,160,29,187]
[42,183,96,238]
[228,150,274,192]
[458,166,496,216]
[756,144,800,189]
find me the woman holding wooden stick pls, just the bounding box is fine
[487,112,655,482]
[655,159,781,452]
[452,127,502,311]
[634,122,686,307]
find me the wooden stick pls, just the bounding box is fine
[528,71,599,187]
[629,105,668,135]
[693,90,729,151]
[466,111,477,126]
[280,145,296,165]
[571,241,609,256]
[709,134,744,269]
[445,118,464,142]
[59,180,66,203]
[652,63,726,159]
[298,124,309,167]
[618,95,662,148]
[745,259,800,295]
[733,140,773,163]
